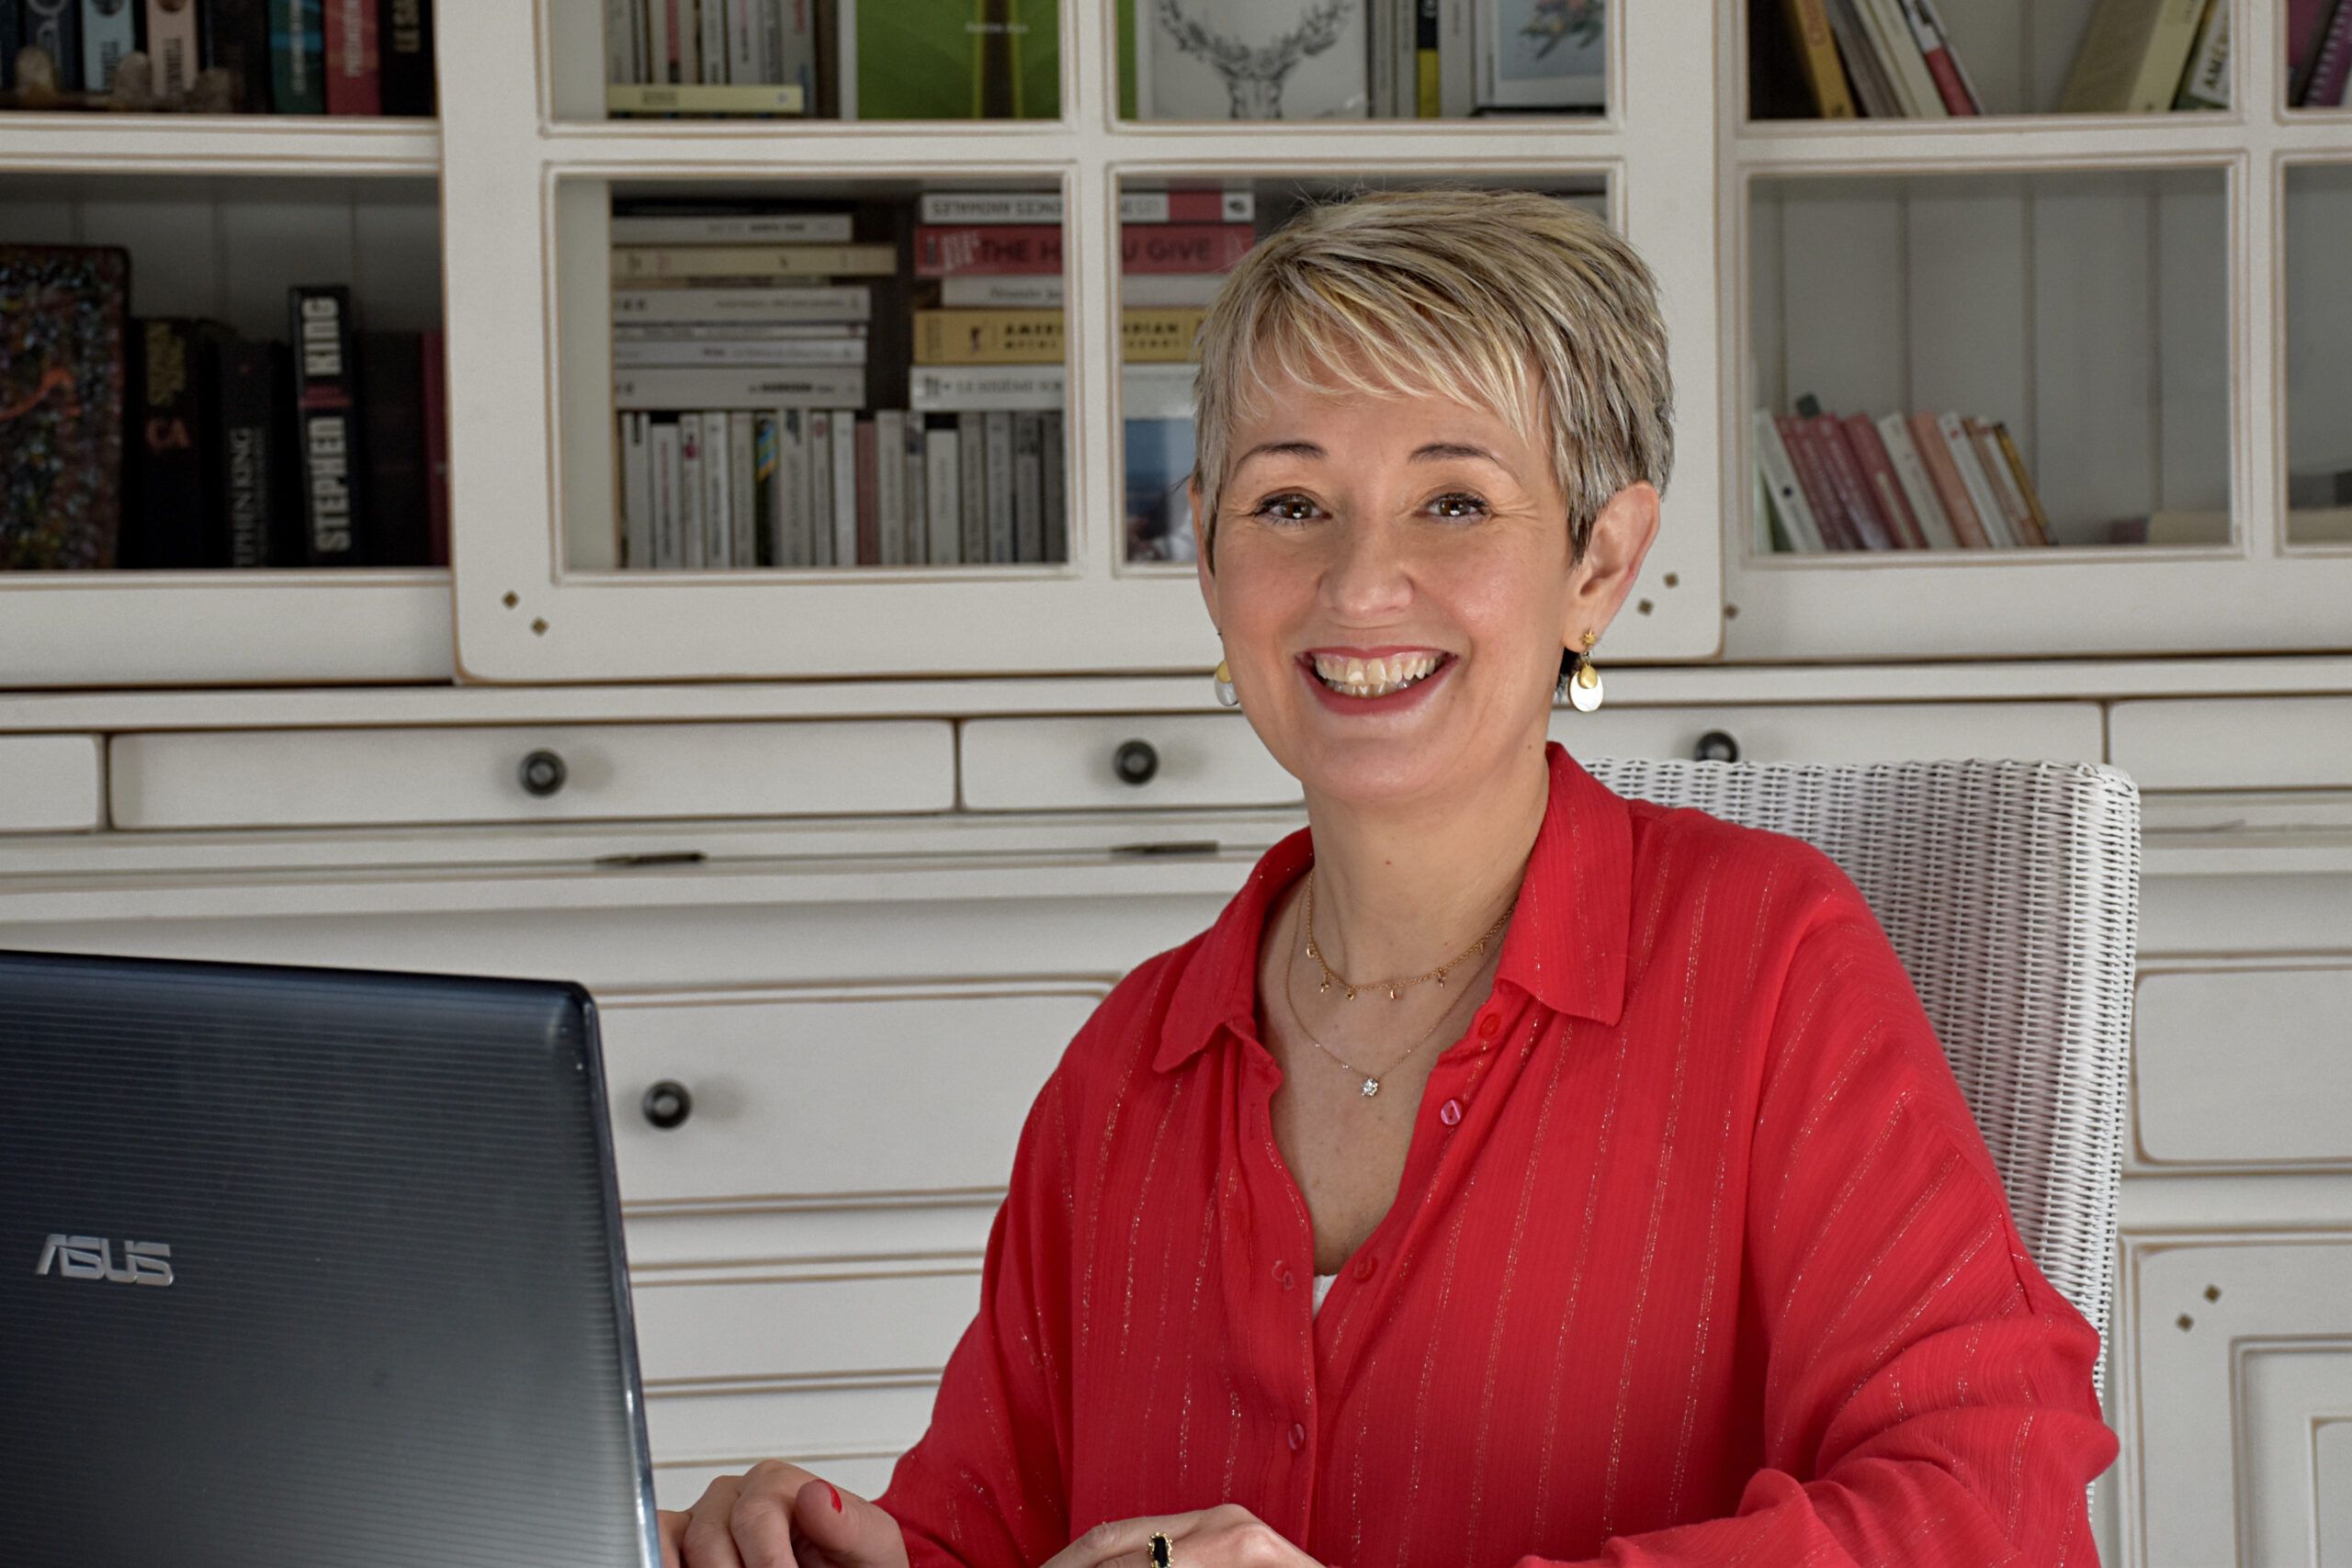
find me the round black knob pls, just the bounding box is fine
[1693,729,1740,763]
[641,1079,692,1130]
[1113,739,1159,786]
[518,749,568,797]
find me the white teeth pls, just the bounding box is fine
[1308,650,1442,699]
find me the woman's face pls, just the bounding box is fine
[1193,367,1656,813]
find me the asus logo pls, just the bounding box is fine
[34,1235,175,1287]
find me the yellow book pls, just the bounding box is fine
[913,309,1207,365]
[1781,0,1857,118]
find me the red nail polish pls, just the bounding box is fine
[828,1482,842,1513]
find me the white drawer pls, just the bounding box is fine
[107,719,955,829]
[631,1269,978,1387]
[598,984,1103,1206]
[1553,700,2105,766]
[2109,695,2352,789]
[960,715,1301,810]
[0,735,103,831]
[642,1377,932,1510]
[2133,963,2352,1168]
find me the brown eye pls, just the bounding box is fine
[1253,493,1321,525]
[1430,492,1490,520]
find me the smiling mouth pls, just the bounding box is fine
[1304,650,1449,699]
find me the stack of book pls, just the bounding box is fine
[2290,0,2352,107]
[1753,398,2057,552]
[0,0,435,114]
[0,245,447,572]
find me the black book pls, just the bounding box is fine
[126,317,234,570]
[377,0,432,115]
[289,284,365,566]
[211,336,299,568]
[21,0,82,91]
[200,0,276,113]
[359,329,429,566]
[0,1,20,92]
[858,197,914,412]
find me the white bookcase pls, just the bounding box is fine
[2,5,2349,1562]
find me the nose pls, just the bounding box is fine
[1319,512,1414,623]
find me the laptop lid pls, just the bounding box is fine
[0,948,660,1568]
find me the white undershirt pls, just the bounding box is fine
[1312,1271,1338,1313]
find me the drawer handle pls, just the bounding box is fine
[1113,739,1160,786]
[641,1079,693,1131]
[518,749,569,797]
[1692,729,1740,763]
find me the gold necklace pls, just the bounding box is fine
[1283,894,1498,1098]
[1303,866,1516,1001]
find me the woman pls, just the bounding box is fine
[660,186,2118,1568]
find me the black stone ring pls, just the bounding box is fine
[1148,1531,1174,1568]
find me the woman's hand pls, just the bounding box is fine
[1042,1504,1321,1568]
[657,1461,910,1568]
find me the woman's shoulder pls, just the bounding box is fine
[1623,792,1875,934]
[1037,932,1216,1103]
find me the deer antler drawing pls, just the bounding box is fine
[1154,0,1354,119]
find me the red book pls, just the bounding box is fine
[1897,0,1979,115]
[1772,413,1851,549]
[421,327,448,568]
[323,0,380,116]
[915,226,1064,276]
[853,416,879,565]
[1840,412,1926,547]
[1806,413,1895,550]
[1906,411,1990,548]
[1120,223,1256,275]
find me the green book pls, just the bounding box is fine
[855,0,1060,120]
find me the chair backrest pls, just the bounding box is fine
[1579,755,2139,1395]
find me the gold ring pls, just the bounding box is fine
[1148,1531,1174,1568]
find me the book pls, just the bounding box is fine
[323,0,379,114]
[1875,413,1958,548]
[144,0,202,100]
[606,80,807,115]
[611,283,873,324]
[677,412,705,568]
[610,242,898,281]
[121,318,225,569]
[807,409,835,565]
[900,409,928,563]
[854,0,1058,118]
[21,1,84,93]
[2058,0,2211,111]
[613,364,865,409]
[1011,410,1043,560]
[214,337,295,568]
[773,407,813,567]
[729,409,757,566]
[1905,410,1988,547]
[1801,407,1897,548]
[83,0,135,95]
[1840,412,1927,547]
[1854,0,1942,116]
[1910,0,1984,110]
[1891,0,1975,113]
[829,406,857,565]
[2289,0,2345,104]
[2171,0,2229,109]
[272,0,325,113]
[982,410,1014,561]
[874,407,906,564]
[1990,421,2054,547]
[290,285,364,564]
[910,307,1207,364]
[1935,411,2015,547]
[923,416,962,564]
[1135,0,1370,119]
[853,413,878,564]
[1751,410,1826,552]
[956,410,988,562]
[1822,0,1899,116]
[1040,409,1066,562]
[609,208,854,244]
[649,417,681,568]
[1962,415,2033,547]
[2304,0,2352,104]
[613,335,867,368]
[360,328,430,565]
[1771,412,1850,548]
[935,271,1232,309]
[621,412,653,568]
[1775,0,1857,117]
[379,0,433,115]
[701,408,731,566]
[1123,223,1256,274]
[909,365,1066,411]
[915,188,1255,224]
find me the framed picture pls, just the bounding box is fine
[1135,0,1371,120]
[1476,0,1605,110]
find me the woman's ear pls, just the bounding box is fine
[1191,479,1219,623]
[1561,481,1661,648]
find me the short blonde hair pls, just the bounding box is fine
[1190,186,1674,570]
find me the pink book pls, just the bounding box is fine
[1841,413,1927,547]
[1773,413,1852,548]
[1897,0,1980,115]
[1905,411,1990,547]
[1806,412,1897,549]
[2307,2,2352,106]
[323,0,380,116]
[421,328,448,567]
[854,416,879,566]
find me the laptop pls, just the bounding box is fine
[0,947,661,1568]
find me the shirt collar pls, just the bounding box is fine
[1153,739,1633,1073]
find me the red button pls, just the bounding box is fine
[1477,1011,1501,1039]
[1438,1098,1463,1126]
[1273,1260,1295,1290]
[1352,1253,1378,1281]
[1287,1422,1307,1451]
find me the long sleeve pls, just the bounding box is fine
[1518,877,2120,1568]
[873,1055,1079,1568]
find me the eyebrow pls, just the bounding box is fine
[1231,440,1510,468]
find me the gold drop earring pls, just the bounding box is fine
[1564,629,1604,713]
[1212,658,1239,708]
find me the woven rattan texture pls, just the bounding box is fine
[1581,756,2139,1399]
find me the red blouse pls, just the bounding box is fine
[875,740,2118,1567]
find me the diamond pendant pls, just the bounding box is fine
[1361,1077,1380,1098]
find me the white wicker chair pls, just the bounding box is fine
[1579,755,2139,1399]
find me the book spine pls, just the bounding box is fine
[908,366,1066,412]
[1417,0,1440,115]
[622,412,653,568]
[700,409,730,565]
[1991,421,2055,546]
[606,211,854,244]
[805,408,833,565]
[699,0,723,83]
[612,335,867,368]
[1821,0,1897,116]
[606,0,638,85]
[1771,413,1851,548]
[874,407,906,565]
[1751,410,1826,552]
[2309,0,2352,103]
[323,0,379,114]
[2289,0,2338,99]
[829,406,857,566]
[214,338,281,569]
[1875,413,1958,548]
[853,413,878,565]
[81,0,133,93]
[612,363,865,410]
[726,0,757,84]
[775,0,815,108]
[775,407,809,567]
[1806,412,1897,547]
[1963,415,2038,546]
[913,224,1064,277]
[128,320,217,569]
[749,412,776,567]
[1912,0,1984,110]
[924,417,962,565]
[605,79,806,113]
[1040,409,1066,563]
[1905,411,1985,546]
[272,0,324,112]
[378,0,433,115]
[729,408,756,566]
[649,418,681,569]
[1892,0,1974,113]
[982,411,1015,563]
[1840,412,1925,547]
[144,0,202,98]
[420,326,447,565]
[1937,411,2014,545]
[676,412,704,567]
[2170,0,2229,107]
[957,410,988,563]
[202,0,274,111]
[23,1,81,93]
[610,283,873,324]
[358,328,427,565]
[1011,410,1044,561]
[901,410,928,564]
[290,285,363,564]
[1780,0,1859,116]
[1120,223,1255,275]
[610,242,895,280]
